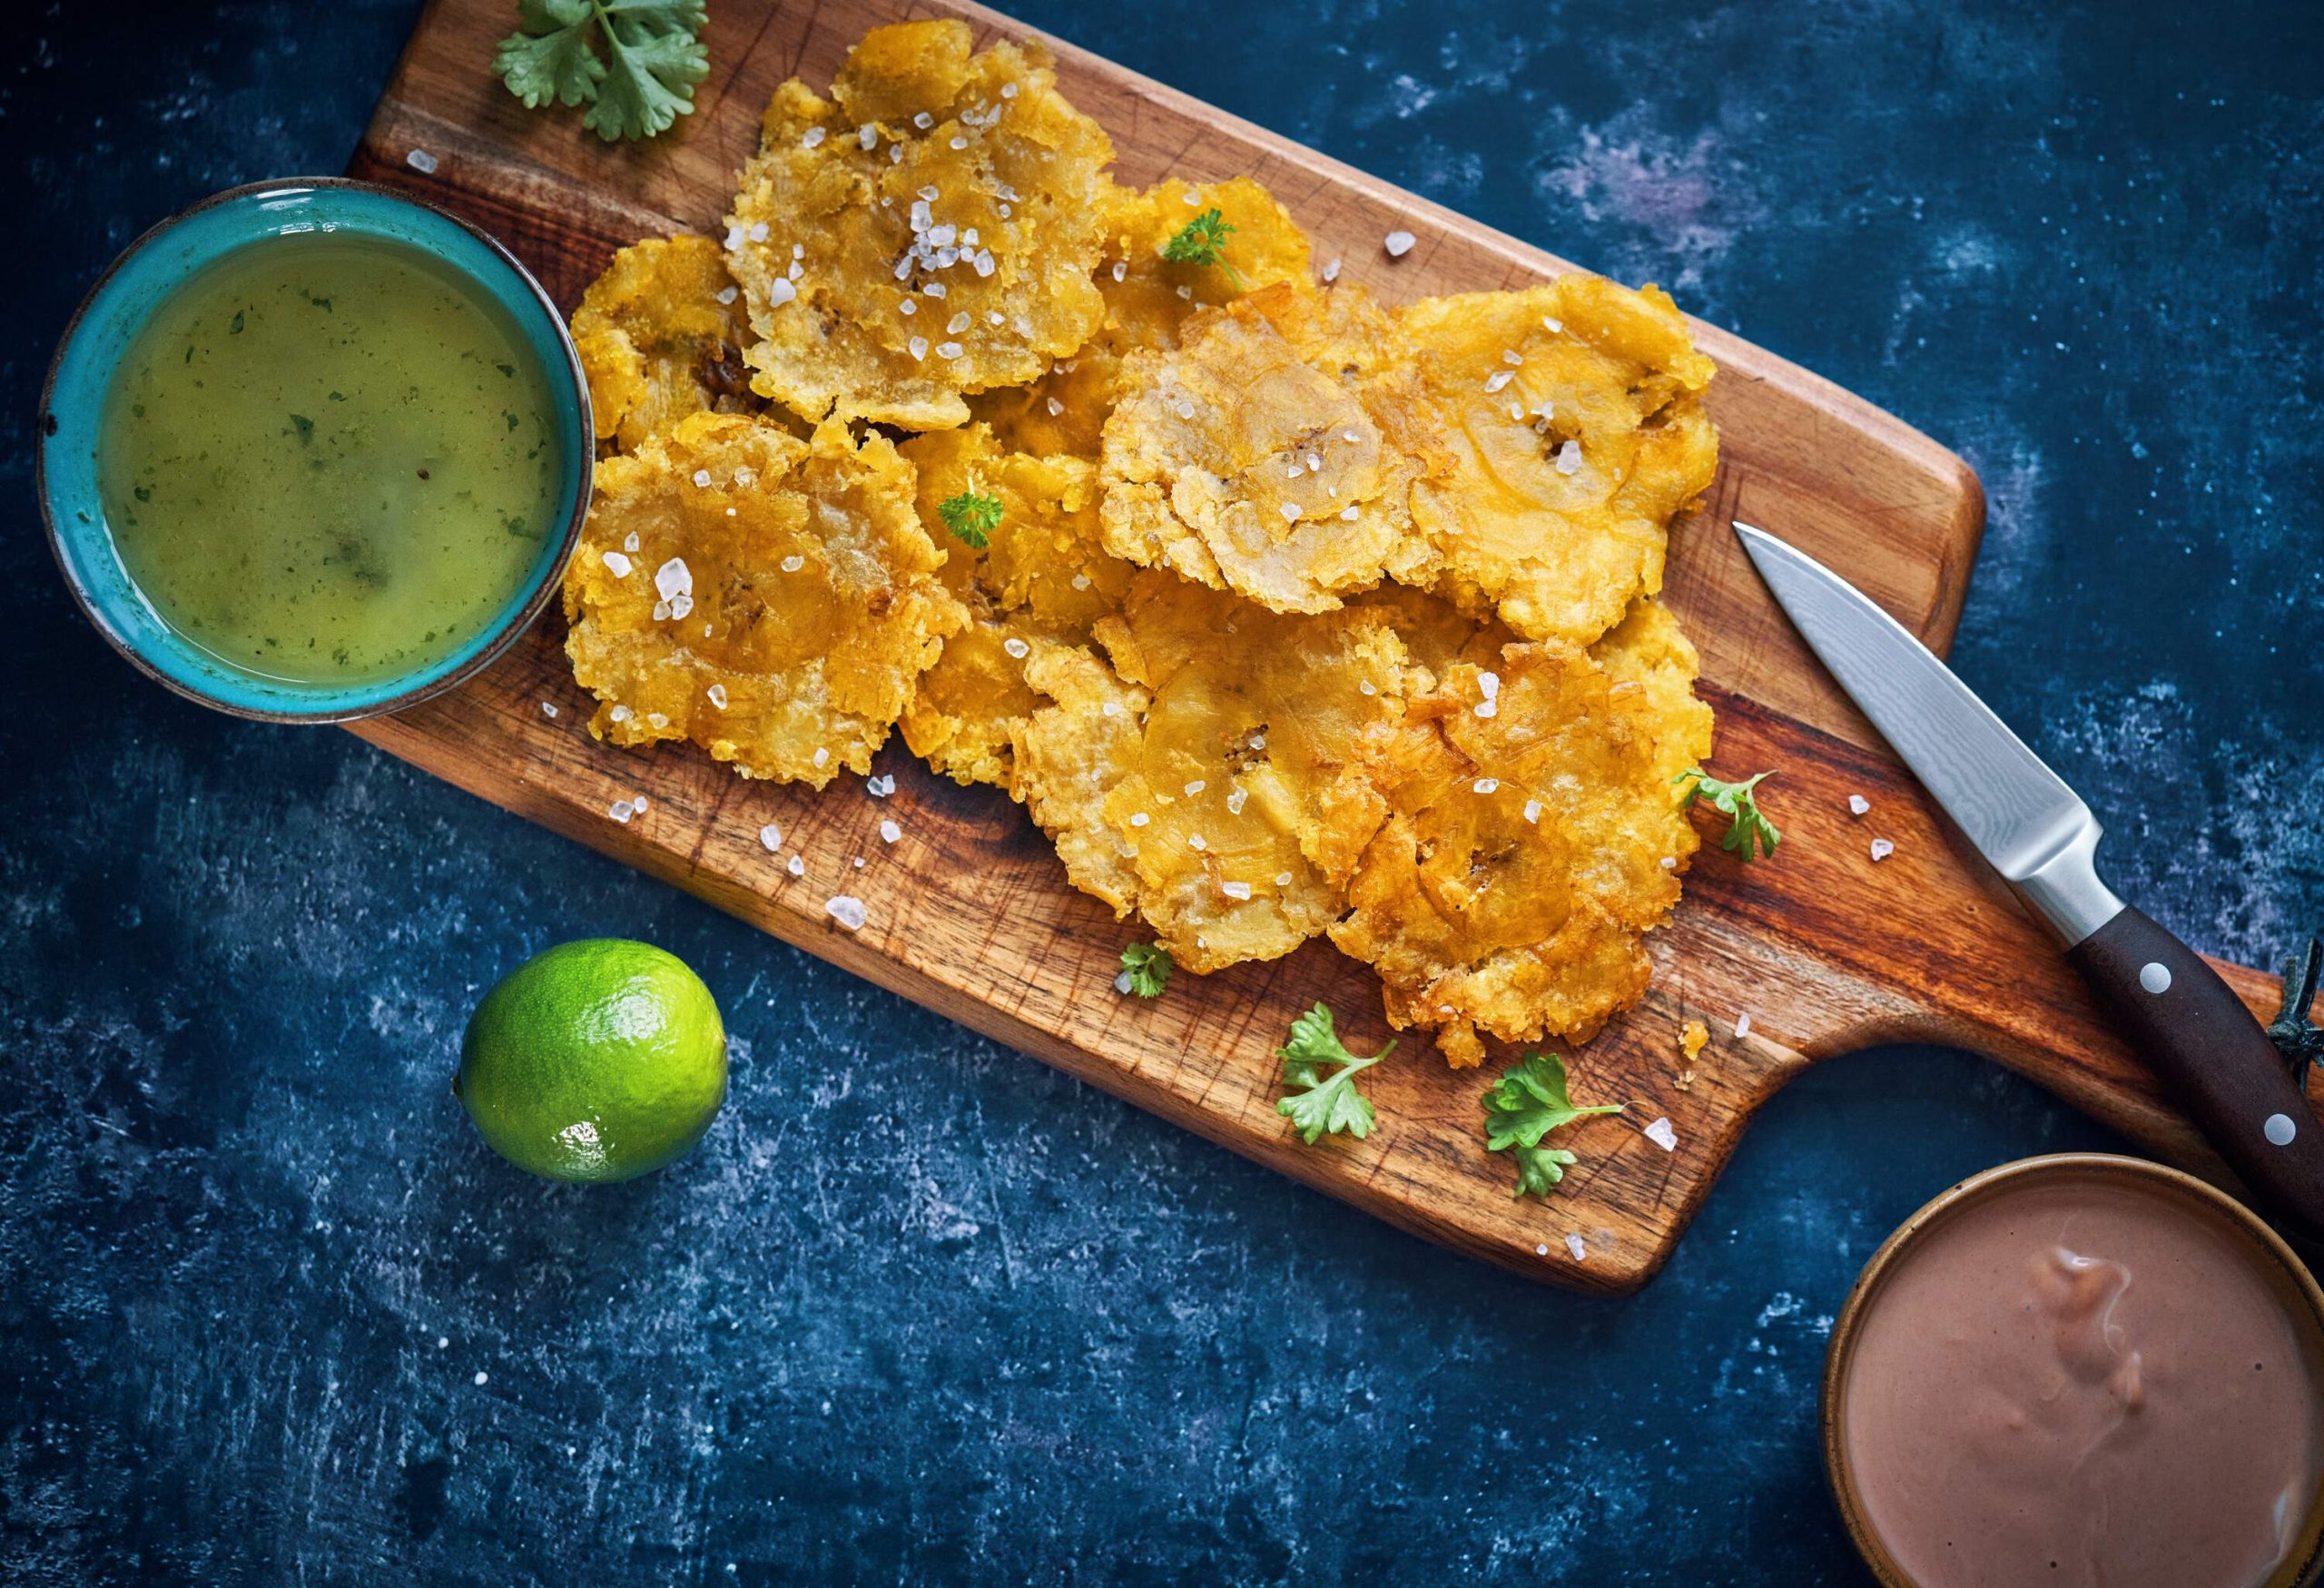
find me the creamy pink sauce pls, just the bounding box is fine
[1840,1173,2324,1588]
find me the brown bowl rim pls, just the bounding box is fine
[1820,1151,2324,1588]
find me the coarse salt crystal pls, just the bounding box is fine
[1502,349,1523,366]
[1114,970,1134,994]
[859,123,878,150]
[1384,230,1416,257]
[1101,701,1121,717]
[1523,799,1542,824]
[947,311,971,334]
[714,285,738,305]
[1358,680,1376,695]
[1187,834,1207,852]
[1565,1232,1588,1261]
[936,341,963,360]
[608,800,635,824]
[1274,871,1294,887]
[655,558,693,600]
[1848,794,1871,816]
[1474,699,1497,718]
[949,135,968,150]
[785,854,805,877]
[1003,636,1030,659]
[1870,837,1896,862]
[1340,506,1358,521]
[759,824,783,852]
[706,683,728,709]
[802,126,827,148]
[867,774,895,797]
[825,895,867,931]
[913,112,934,130]
[1659,856,1677,869]
[406,148,439,174]
[1183,779,1206,795]
[692,469,713,488]
[1047,397,1065,416]
[1643,1117,1679,1152]
[1321,257,1343,283]
[765,277,797,307]
[909,336,929,360]
[1478,670,1500,700]
[1556,439,1582,475]
[812,747,829,768]
[1483,370,1513,393]
[899,298,917,316]
[1280,502,1302,523]
[780,554,805,573]
[1542,316,1563,333]
[1735,1013,1754,1040]
[1129,812,1149,827]
[609,704,634,724]
[879,819,901,844]
[600,550,633,577]
[1225,788,1247,814]
[540,701,558,718]
[1221,881,1252,901]
[748,222,770,242]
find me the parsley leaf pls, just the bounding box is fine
[1275,1003,1392,1144]
[493,0,709,144]
[1675,767,1781,861]
[937,488,1004,550]
[1482,1051,1622,1198]
[1118,942,1172,998]
[1162,208,1246,291]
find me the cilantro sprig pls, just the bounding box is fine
[1162,208,1246,291]
[1675,768,1781,862]
[1118,942,1172,999]
[937,488,1003,551]
[1275,1004,1392,1145]
[1482,1052,1622,1198]
[493,0,710,144]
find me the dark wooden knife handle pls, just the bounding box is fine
[2068,906,2324,1240]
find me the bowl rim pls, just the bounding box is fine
[36,174,593,725]
[1820,1150,2324,1588]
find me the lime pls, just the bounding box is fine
[453,939,727,1182]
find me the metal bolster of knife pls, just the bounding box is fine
[2005,811,2128,949]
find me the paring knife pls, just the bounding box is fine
[1734,520,2324,1239]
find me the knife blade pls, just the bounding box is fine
[1733,519,2324,1238]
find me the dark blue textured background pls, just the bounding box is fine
[5,2,2319,1581]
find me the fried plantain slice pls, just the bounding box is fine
[971,176,1314,459]
[1013,570,1422,972]
[1329,597,1713,1065]
[570,235,772,456]
[564,412,965,788]
[896,423,1135,786]
[1098,281,1447,615]
[724,19,1116,430]
[1400,275,1718,647]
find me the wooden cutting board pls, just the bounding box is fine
[342,0,2308,1292]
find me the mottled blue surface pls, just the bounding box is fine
[4,3,2318,1583]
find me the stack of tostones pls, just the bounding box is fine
[559,16,1729,1068]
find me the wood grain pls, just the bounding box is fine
[341,0,2309,1292]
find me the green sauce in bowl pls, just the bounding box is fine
[41,179,591,721]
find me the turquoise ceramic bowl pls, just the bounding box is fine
[38,177,592,723]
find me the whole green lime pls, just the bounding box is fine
[454,939,727,1183]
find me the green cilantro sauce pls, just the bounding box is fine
[99,232,561,685]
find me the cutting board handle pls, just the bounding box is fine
[2068,906,2324,1240]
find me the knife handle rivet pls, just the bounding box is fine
[2265,1113,2299,1148]
[2138,962,2173,995]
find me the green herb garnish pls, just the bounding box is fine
[1162,207,1246,291]
[937,488,1003,550]
[1675,768,1781,861]
[1118,942,1173,999]
[493,0,710,144]
[1275,1003,1391,1145]
[1482,1051,1621,1198]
